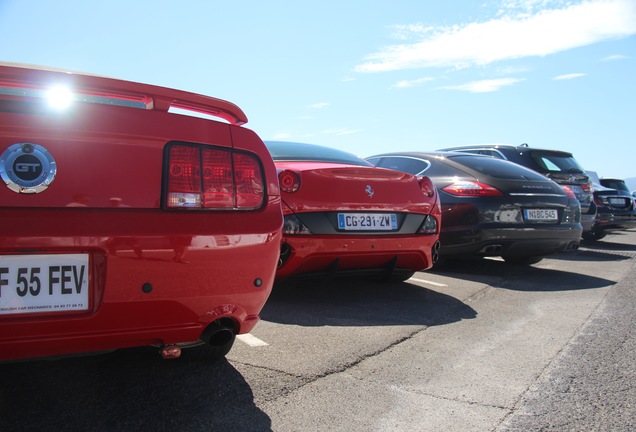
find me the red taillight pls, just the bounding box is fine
[234,152,265,208]
[582,182,594,194]
[442,181,503,197]
[561,185,577,199]
[278,169,301,193]
[202,148,234,208]
[418,176,435,197]
[166,144,264,209]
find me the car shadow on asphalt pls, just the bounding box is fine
[0,349,272,432]
[431,255,619,292]
[261,278,477,327]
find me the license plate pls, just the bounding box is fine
[609,198,625,206]
[337,213,398,231]
[524,209,558,221]
[0,254,89,316]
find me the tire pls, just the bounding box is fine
[386,271,415,283]
[582,230,606,241]
[502,255,544,266]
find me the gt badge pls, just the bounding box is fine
[0,143,57,193]
[365,185,374,198]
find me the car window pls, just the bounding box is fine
[373,156,430,175]
[528,151,585,174]
[444,148,507,160]
[265,141,372,166]
[481,150,506,159]
[600,179,630,193]
[448,155,549,181]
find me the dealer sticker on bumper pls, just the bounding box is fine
[0,254,89,316]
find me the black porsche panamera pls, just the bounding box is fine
[366,151,582,266]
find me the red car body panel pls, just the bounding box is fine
[0,64,283,361]
[270,156,441,281]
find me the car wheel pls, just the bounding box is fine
[582,230,606,241]
[502,255,544,265]
[431,255,447,270]
[179,322,236,361]
[386,271,416,283]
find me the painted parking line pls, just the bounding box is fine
[236,333,269,347]
[409,277,448,287]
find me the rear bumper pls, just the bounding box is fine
[592,212,636,233]
[440,224,582,258]
[276,234,439,281]
[581,213,596,233]
[0,210,282,362]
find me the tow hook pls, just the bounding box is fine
[160,345,182,359]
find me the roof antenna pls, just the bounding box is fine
[520,143,529,147]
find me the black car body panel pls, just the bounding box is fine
[584,178,636,240]
[436,144,595,233]
[366,152,582,264]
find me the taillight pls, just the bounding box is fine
[279,169,301,193]
[441,181,503,197]
[582,182,594,194]
[561,185,577,199]
[418,176,435,197]
[234,152,265,208]
[166,143,265,209]
[418,215,438,234]
[283,215,312,234]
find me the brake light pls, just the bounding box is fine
[279,169,301,193]
[283,215,312,234]
[561,185,577,199]
[442,181,503,197]
[418,176,435,197]
[234,152,265,207]
[166,144,265,209]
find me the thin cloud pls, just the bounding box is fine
[391,77,435,89]
[356,0,636,72]
[307,102,330,109]
[439,78,525,93]
[322,128,362,136]
[273,132,291,139]
[601,54,628,61]
[553,73,587,80]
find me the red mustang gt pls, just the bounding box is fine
[265,141,441,283]
[0,64,283,362]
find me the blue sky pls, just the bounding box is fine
[1,0,635,182]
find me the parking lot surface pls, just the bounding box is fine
[1,230,635,431]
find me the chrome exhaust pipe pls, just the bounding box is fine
[203,322,235,348]
[432,241,441,264]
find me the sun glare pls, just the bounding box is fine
[46,86,73,109]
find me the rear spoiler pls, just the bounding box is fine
[0,62,248,125]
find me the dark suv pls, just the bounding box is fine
[584,178,636,240]
[437,144,595,234]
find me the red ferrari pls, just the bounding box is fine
[0,64,283,362]
[265,141,441,283]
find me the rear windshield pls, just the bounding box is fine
[265,141,372,166]
[528,151,585,174]
[448,155,549,181]
[600,179,630,193]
